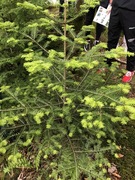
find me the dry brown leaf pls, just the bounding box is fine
[118,153,124,158]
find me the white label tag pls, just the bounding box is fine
[93,5,112,27]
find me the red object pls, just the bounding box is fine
[122,71,134,83]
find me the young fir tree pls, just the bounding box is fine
[0,0,135,179]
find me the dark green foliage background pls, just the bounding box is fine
[0,0,135,179]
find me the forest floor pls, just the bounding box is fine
[107,55,135,180]
[108,120,135,180]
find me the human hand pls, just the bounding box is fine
[109,0,113,4]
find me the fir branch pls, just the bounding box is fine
[22,33,48,54]
[66,135,78,180]
[5,89,26,107]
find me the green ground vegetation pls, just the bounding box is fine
[0,0,135,179]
